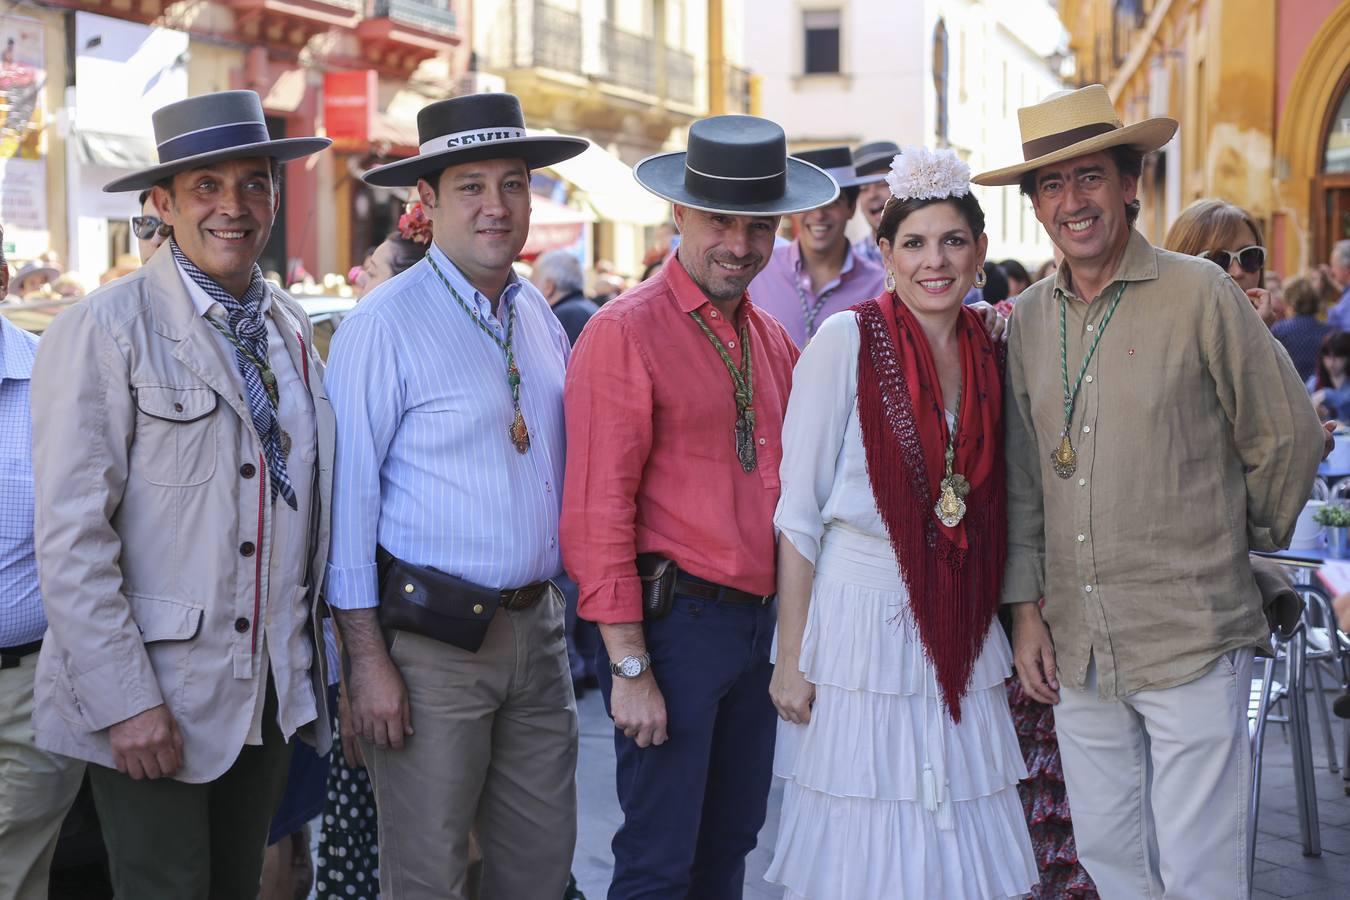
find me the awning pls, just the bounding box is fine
[531,131,670,227]
[521,195,594,259]
[75,131,157,170]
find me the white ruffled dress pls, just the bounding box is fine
[765,312,1036,900]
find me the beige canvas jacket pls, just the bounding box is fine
[28,246,334,782]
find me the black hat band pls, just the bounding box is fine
[683,162,786,205]
[157,121,271,163]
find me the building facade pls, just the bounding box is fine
[1059,0,1350,276]
[0,0,465,287]
[473,0,753,276]
[743,0,1070,267]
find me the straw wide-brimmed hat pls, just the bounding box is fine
[972,84,1177,187]
[793,145,884,189]
[103,91,331,193]
[362,93,588,187]
[635,115,839,217]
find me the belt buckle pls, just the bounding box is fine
[506,587,530,610]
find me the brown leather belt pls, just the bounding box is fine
[0,639,42,670]
[674,574,772,606]
[500,582,551,611]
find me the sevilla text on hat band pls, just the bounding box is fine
[156,121,271,163]
[419,126,529,155]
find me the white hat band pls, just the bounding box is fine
[419,126,529,155]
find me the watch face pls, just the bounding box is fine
[620,656,643,678]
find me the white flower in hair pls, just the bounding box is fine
[884,146,972,201]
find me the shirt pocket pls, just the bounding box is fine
[131,385,220,487]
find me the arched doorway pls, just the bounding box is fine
[1316,66,1350,265]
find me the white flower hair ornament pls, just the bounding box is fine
[884,146,972,201]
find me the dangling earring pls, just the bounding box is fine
[885,270,896,292]
[974,268,987,289]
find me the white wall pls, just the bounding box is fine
[744,0,1067,269]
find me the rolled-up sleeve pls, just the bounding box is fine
[774,312,857,565]
[30,304,158,730]
[1002,312,1046,605]
[324,312,402,609]
[1202,274,1323,551]
[561,314,654,624]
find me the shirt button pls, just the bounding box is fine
[1077,534,1086,542]
[550,538,556,548]
[710,310,719,318]
[545,482,552,492]
[1078,478,1087,487]
[1084,584,1094,593]
[239,463,256,479]
[1082,425,1091,434]
[758,437,766,445]
[1086,324,1095,332]
[234,617,250,633]
[1085,375,1093,383]
[239,541,255,557]
[727,341,736,349]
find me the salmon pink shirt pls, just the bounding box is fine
[561,257,800,624]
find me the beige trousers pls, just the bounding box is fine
[0,652,85,900]
[364,588,578,900]
[1056,649,1255,900]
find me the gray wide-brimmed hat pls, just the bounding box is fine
[362,93,588,187]
[794,145,884,189]
[634,115,838,216]
[12,259,60,288]
[103,91,331,193]
[851,140,901,177]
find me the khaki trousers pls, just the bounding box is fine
[365,588,578,900]
[1056,649,1254,900]
[0,652,85,900]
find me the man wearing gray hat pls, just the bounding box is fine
[28,90,334,899]
[851,140,900,267]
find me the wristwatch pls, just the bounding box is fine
[610,653,652,679]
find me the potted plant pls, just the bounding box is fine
[1314,502,1350,558]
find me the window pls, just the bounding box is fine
[1324,80,1350,174]
[803,9,841,75]
[933,19,949,144]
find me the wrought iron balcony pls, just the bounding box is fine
[601,22,654,95]
[726,65,751,113]
[666,48,696,105]
[369,0,457,36]
[532,2,582,74]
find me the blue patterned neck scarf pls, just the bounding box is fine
[170,240,296,509]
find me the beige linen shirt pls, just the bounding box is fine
[1002,229,1323,698]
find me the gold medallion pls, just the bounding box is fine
[509,409,531,454]
[935,477,968,527]
[1051,432,1077,479]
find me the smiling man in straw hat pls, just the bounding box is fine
[561,115,836,898]
[323,92,587,900]
[28,89,335,899]
[975,85,1324,897]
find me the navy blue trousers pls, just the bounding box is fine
[596,591,777,900]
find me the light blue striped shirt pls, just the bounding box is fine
[0,315,41,647]
[324,243,570,609]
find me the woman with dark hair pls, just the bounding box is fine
[1310,330,1350,420]
[765,147,1035,898]
[352,202,433,298]
[1001,258,1031,298]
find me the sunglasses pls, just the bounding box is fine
[1198,245,1265,274]
[131,215,164,240]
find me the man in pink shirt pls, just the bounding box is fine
[561,115,838,899]
[748,145,885,347]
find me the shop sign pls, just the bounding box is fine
[324,70,377,152]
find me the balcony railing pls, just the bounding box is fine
[370,0,457,36]
[601,22,654,95]
[666,48,695,105]
[532,3,583,74]
[726,64,750,112]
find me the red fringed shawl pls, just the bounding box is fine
[853,293,1007,722]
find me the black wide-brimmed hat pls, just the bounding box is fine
[103,91,331,193]
[852,140,901,177]
[794,145,883,189]
[634,115,838,216]
[362,93,588,187]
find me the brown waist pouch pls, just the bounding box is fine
[376,546,504,652]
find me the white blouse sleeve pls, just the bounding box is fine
[774,311,860,565]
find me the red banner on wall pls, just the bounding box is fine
[323,70,377,152]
